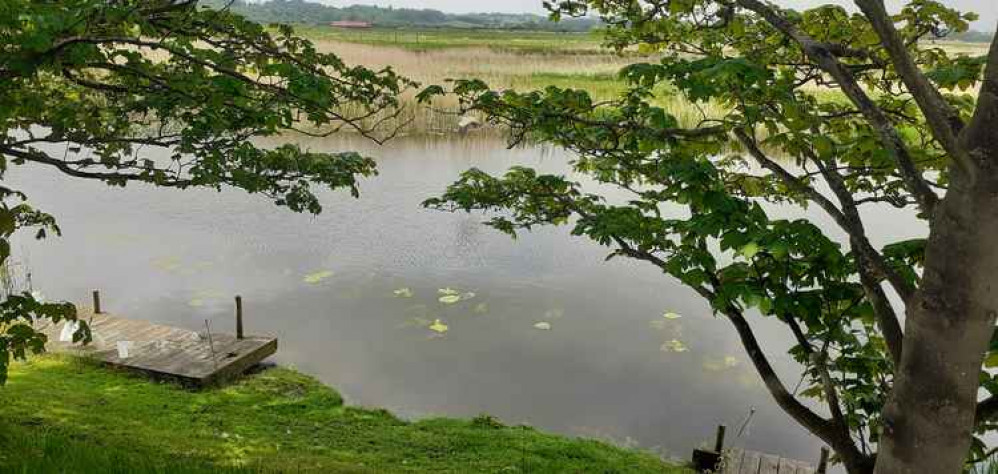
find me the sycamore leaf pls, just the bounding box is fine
[740,242,761,259]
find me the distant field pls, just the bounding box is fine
[293,26,606,53]
[290,27,989,136]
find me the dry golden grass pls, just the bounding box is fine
[308,39,731,135]
[306,36,990,137]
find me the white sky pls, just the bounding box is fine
[314,0,998,30]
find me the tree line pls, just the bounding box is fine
[202,0,600,32]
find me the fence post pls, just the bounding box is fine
[817,447,830,474]
[714,425,727,453]
[92,290,102,314]
[235,295,244,340]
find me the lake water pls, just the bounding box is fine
[9,135,923,465]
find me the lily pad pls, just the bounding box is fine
[438,288,460,296]
[663,312,683,320]
[393,288,414,298]
[439,294,462,304]
[303,270,335,284]
[533,322,552,331]
[151,257,182,272]
[660,339,688,353]
[702,360,724,372]
[429,319,449,334]
[396,317,433,329]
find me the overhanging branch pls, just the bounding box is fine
[734,0,940,214]
[854,0,974,177]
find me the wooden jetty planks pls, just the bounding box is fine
[759,454,780,474]
[724,448,815,474]
[37,310,277,388]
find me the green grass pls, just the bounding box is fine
[0,356,689,473]
[292,26,606,54]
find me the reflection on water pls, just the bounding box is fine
[10,134,922,464]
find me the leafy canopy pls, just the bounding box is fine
[0,0,413,382]
[422,0,993,469]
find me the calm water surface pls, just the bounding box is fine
[10,135,923,464]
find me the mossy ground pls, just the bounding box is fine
[0,356,690,473]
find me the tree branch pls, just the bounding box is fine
[977,394,998,424]
[734,0,940,214]
[734,128,915,313]
[853,0,974,177]
[960,26,998,166]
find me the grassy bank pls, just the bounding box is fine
[0,356,689,473]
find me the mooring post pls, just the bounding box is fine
[817,447,830,474]
[714,424,727,453]
[235,295,244,340]
[92,290,102,314]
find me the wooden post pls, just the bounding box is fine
[92,290,102,314]
[235,295,244,340]
[714,425,727,453]
[692,425,726,472]
[817,447,830,474]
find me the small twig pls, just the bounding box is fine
[204,319,218,370]
[736,408,757,437]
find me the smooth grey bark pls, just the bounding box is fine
[873,30,998,474]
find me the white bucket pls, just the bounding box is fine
[116,341,133,359]
[59,321,81,343]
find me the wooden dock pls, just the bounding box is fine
[693,425,828,474]
[722,448,815,474]
[36,292,277,388]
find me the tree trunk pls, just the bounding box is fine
[873,75,998,472]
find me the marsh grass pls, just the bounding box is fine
[0,355,689,473]
[293,26,608,54]
[309,39,730,136]
[287,30,984,143]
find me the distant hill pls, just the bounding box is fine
[203,0,600,32]
[949,30,995,43]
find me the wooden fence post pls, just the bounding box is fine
[714,424,727,453]
[235,295,244,340]
[92,290,102,314]
[817,447,830,474]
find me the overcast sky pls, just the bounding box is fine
[316,0,997,30]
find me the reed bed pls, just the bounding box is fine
[306,38,729,136]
